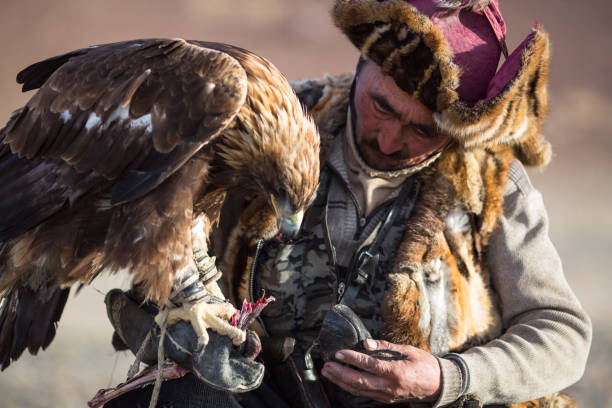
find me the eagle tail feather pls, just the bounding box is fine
[0,285,70,370]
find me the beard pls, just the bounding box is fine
[357,138,430,171]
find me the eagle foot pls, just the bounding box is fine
[155,297,246,348]
[163,266,245,347]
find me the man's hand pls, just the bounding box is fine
[321,339,442,404]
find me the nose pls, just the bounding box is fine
[376,121,404,155]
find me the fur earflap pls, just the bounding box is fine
[435,29,551,167]
[332,0,460,112]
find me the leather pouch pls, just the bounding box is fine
[318,304,372,362]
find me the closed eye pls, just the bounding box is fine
[373,99,390,114]
[410,123,437,140]
[371,95,397,117]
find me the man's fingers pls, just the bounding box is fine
[322,360,408,404]
[321,362,399,403]
[322,361,387,392]
[335,349,389,376]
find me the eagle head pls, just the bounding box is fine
[216,67,320,239]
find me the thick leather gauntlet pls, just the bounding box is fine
[105,289,264,393]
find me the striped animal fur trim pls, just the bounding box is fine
[435,30,552,167]
[385,146,513,351]
[332,0,460,112]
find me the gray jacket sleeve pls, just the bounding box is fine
[435,161,592,406]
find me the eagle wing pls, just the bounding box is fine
[0,39,247,241]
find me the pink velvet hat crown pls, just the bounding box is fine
[412,0,506,105]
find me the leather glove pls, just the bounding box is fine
[105,289,264,393]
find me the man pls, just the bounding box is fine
[105,1,591,407]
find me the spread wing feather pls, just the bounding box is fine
[0,39,247,241]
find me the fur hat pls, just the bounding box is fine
[332,0,552,166]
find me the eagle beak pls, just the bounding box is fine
[270,195,304,239]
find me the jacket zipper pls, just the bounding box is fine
[326,165,365,219]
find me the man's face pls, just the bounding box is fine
[353,61,451,170]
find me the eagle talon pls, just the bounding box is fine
[156,299,246,349]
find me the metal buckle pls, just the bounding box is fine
[355,249,375,285]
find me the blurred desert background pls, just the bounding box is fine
[0,0,610,406]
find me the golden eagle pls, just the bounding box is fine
[0,39,320,369]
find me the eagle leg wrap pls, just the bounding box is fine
[170,270,207,305]
[193,250,221,285]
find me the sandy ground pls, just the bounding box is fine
[0,1,611,406]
